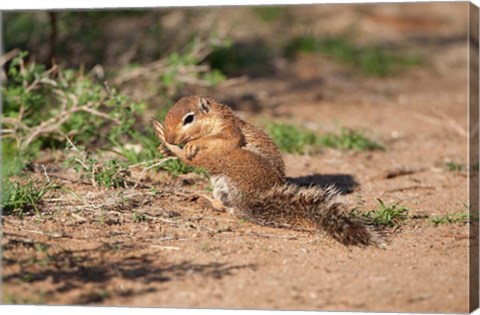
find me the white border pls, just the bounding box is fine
[1,1,478,315]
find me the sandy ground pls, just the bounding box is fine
[1,2,474,313]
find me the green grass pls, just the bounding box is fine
[64,142,131,188]
[360,199,409,227]
[430,213,471,226]
[265,122,317,154]
[93,159,130,188]
[318,127,384,151]
[1,178,58,216]
[266,122,383,154]
[284,35,422,76]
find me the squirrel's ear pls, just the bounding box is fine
[198,98,210,114]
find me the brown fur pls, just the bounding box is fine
[161,96,285,179]
[152,96,386,247]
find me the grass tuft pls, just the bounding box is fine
[266,122,383,154]
[265,122,317,154]
[1,178,58,216]
[318,127,384,151]
[360,199,409,227]
[284,35,422,76]
[430,213,471,226]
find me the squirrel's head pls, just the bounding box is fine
[164,96,219,145]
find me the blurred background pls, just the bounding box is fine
[3,3,467,107]
[1,2,469,189]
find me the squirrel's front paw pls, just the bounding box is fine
[152,118,183,157]
[151,119,166,141]
[185,143,200,160]
[157,143,173,157]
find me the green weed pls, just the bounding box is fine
[318,127,384,151]
[430,213,470,226]
[64,142,130,188]
[1,178,58,216]
[93,159,130,188]
[361,199,409,227]
[285,35,422,76]
[266,123,383,154]
[266,122,317,154]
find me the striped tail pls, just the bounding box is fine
[240,184,386,247]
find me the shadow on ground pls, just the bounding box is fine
[288,173,358,194]
[2,237,257,304]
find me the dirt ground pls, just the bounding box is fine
[1,2,475,313]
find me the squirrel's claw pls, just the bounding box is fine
[157,144,173,157]
[185,142,200,160]
[151,118,186,159]
[151,118,165,139]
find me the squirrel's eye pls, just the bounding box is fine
[183,114,195,125]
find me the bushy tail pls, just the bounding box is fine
[240,184,386,247]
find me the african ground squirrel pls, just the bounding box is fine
[152,96,385,247]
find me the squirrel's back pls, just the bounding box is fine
[207,97,286,179]
[235,117,285,179]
